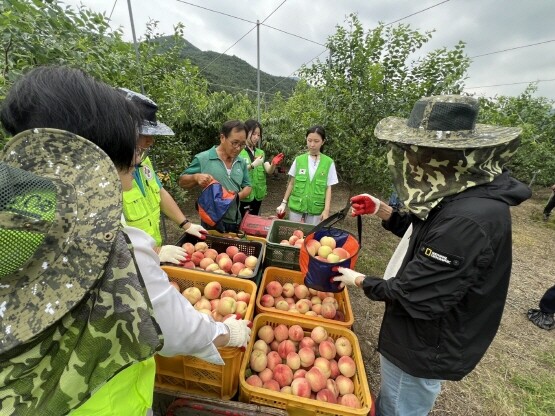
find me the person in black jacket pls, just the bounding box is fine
[333,95,531,416]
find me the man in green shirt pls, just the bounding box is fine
[179,120,252,232]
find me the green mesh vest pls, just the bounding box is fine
[288,153,333,215]
[240,148,267,202]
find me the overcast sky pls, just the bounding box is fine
[64,0,555,101]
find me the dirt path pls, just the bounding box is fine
[170,174,555,415]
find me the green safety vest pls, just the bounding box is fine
[240,148,267,202]
[288,153,333,215]
[122,157,163,245]
[70,357,156,415]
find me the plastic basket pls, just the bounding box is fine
[256,267,354,328]
[175,233,263,280]
[155,266,257,400]
[239,212,275,237]
[239,313,373,416]
[264,220,315,270]
[207,230,267,262]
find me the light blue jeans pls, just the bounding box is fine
[378,355,443,416]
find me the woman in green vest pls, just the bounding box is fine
[276,125,339,225]
[239,119,285,217]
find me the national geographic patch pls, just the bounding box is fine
[419,244,463,269]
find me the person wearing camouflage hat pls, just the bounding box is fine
[332,95,531,415]
[117,88,207,265]
[0,66,252,416]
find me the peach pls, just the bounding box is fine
[269,340,280,352]
[319,236,336,249]
[275,300,289,311]
[317,245,333,258]
[181,261,195,269]
[318,291,334,300]
[258,368,273,383]
[253,339,270,353]
[211,310,223,322]
[220,289,237,300]
[311,304,322,314]
[197,308,212,316]
[181,242,195,255]
[285,297,296,306]
[338,356,356,378]
[316,389,337,404]
[191,251,204,266]
[295,299,311,314]
[311,326,328,344]
[294,239,304,248]
[294,284,309,299]
[250,349,268,372]
[181,287,202,305]
[209,298,219,310]
[318,340,337,360]
[332,247,350,260]
[199,257,214,270]
[236,290,251,303]
[326,253,340,263]
[335,337,352,357]
[293,369,307,379]
[321,303,337,319]
[279,240,290,245]
[288,235,299,245]
[238,267,253,277]
[263,380,280,392]
[305,367,327,392]
[266,351,282,371]
[225,245,239,258]
[291,377,311,398]
[329,359,340,379]
[322,296,339,309]
[280,386,292,395]
[218,257,233,273]
[305,311,318,316]
[194,241,208,252]
[277,339,296,359]
[235,300,248,318]
[273,364,294,388]
[194,297,211,311]
[246,374,263,387]
[260,294,275,308]
[326,379,340,398]
[298,347,315,367]
[217,297,236,315]
[203,281,222,300]
[205,263,221,272]
[216,252,230,263]
[310,296,322,305]
[314,357,332,379]
[333,310,345,322]
[288,325,304,342]
[244,255,257,269]
[273,324,289,342]
[340,393,361,409]
[204,248,218,260]
[232,252,247,264]
[282,282,295,298]
[286,352,301,371]
[299,337,316,351]
[293,229,304,239]
[335,375,354,395]
[231,262,244,276]
[306,240,321,257]
[257,325,275,344]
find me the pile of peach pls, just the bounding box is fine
[245,324,362,409]
[278,229,305,247]
[180,241,258,278]
[261,281,345,322]
[170,280,251,322]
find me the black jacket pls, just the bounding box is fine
[362,172,531,380]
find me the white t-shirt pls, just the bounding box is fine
[383,224,413,280]
[288,157,339,185]
[123,225,227,364]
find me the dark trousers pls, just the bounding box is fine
[543,192,555,216]
[240,199,262,217]
[539,284,555,314]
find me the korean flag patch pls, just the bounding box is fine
[299,168,306,175]
[419,244,463,269]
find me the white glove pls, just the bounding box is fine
[159,245,187,264]
[332,267,365,288]
[251,157,264,169]
[276,202,287,215]
[223,316,252,348]
[185,222,208,239]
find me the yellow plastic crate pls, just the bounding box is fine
[155,266,257,400]
[239,313,373,416]
[256,267,354,328]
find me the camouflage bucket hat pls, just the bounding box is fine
[374,95,521,149]
[0,128,121,353]
[117,87,175,136]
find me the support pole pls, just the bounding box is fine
[257,19,261,122]
[126,0,145,94]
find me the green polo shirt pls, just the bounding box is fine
[182,146,251,224]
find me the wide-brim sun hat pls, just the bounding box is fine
[374,95,521,149]
[117,87,175,136]
[0,128,122,353]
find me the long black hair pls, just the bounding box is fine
[245,119,262,148]
[306,125,327,152]
[0,65,141,170]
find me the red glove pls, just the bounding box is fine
[272,153,285,166]
[350,193,381,216]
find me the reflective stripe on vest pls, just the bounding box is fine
[240,148,267,202]
[122,158,163,245]
[70,357,156,415]
[288,153,333,215]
